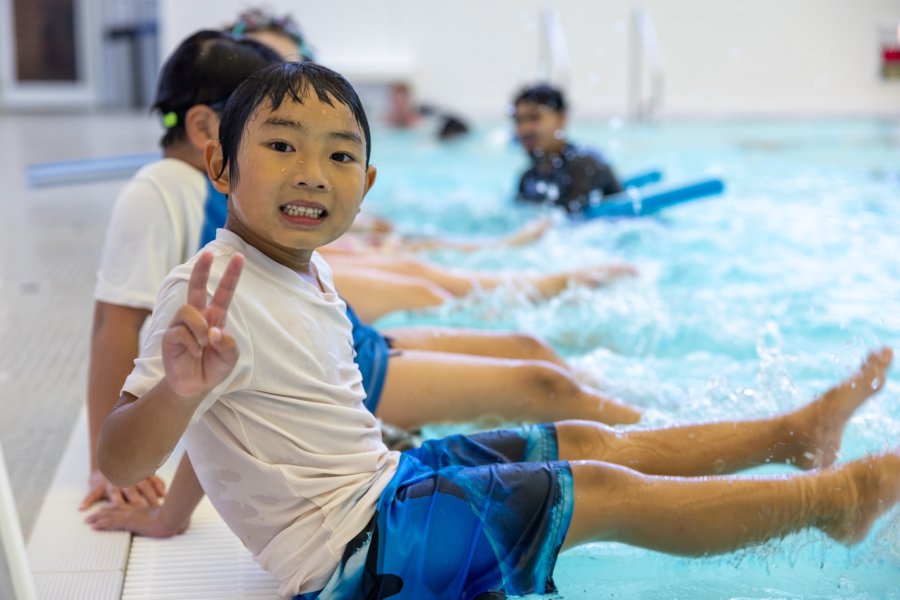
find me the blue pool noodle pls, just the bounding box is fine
[26,152,160,188]
[620,169,663,189]
[584,177,725,219]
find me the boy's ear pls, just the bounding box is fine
[363,165,377,197]
[205,140,231,194]
[184,105,220,151]
[357,165,377,212]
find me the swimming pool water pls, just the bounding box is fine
[365,118,900,599]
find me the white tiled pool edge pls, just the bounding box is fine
[26,407,279,599]
[26,408,129,599]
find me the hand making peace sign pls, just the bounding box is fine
[162,251,245,400]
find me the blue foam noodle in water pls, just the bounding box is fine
[620,168,663,189]
[584,177,725,219]
[26,152,160,188]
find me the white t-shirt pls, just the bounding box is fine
[123,230,400,596]
[94,158,207,310]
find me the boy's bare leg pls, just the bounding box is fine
[530,263,637,298]
[556,348,892,476]
[563,451,900,553]
[385,327,569,368]
[333,268,452,322]
[376,350,640,428]
[330,255,483,297]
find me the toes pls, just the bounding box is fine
[865,347,893,371]
[861,347,893,391]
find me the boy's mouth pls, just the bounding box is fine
[281,203,327,220]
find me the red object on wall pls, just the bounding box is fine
[883,45,900,78]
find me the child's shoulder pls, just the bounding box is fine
[564,144,609,167]
[122,158,207,205]
[133,157,203,182]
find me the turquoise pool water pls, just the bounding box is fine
[365,118,900,599]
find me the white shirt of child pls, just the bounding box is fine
[123,230,400,597]
[94,158,207,310]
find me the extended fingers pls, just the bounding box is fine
[85,504,141,531]
[85,506,120,529]
[187,251,214,311]
[79,486,107,511]
[206,253,244,329]
[173,253,243,343]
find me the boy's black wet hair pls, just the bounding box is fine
[216,61,372,185]
[152,30,282,148]
[512,83,567,113]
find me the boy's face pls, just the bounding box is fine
[513,100,566,156]
[209,91,375,261]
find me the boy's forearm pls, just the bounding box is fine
[98,380,205,488]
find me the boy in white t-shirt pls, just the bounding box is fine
[97,62,900,599]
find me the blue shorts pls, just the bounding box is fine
[294,425,574,600]
[346,303,391,414]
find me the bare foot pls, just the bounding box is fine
[820,450,900,544]
[580,264,639,287]
[534,263,638,298]
[782,347,892,470]
[503,217,553,247]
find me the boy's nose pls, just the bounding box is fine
[293,159,330,191]
[516,122,534,135]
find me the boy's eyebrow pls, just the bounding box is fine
[262,116,364,147]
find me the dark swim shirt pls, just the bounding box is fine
[517,143,622,214]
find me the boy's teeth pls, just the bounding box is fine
[282,204,323,218]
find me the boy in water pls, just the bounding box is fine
[98,62,899,599]
[514,83,622,214]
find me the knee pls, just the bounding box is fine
[408,280,453,308]
[522,361,580,400]
[398,257,431,277]
[511,333,557,361]
[556,419,618,457]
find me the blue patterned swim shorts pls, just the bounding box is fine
[295,425,574,599]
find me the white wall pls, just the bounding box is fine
[159,0,900,119]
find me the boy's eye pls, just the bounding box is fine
[269,141,294,152]
[331,152,355,163]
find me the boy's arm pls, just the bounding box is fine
[99,385,200,488]
[87,302,150,471]
[98,251,244,488]
[82,301,166,509]
[86,453,205,537]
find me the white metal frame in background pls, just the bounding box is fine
[0,441,37,600]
